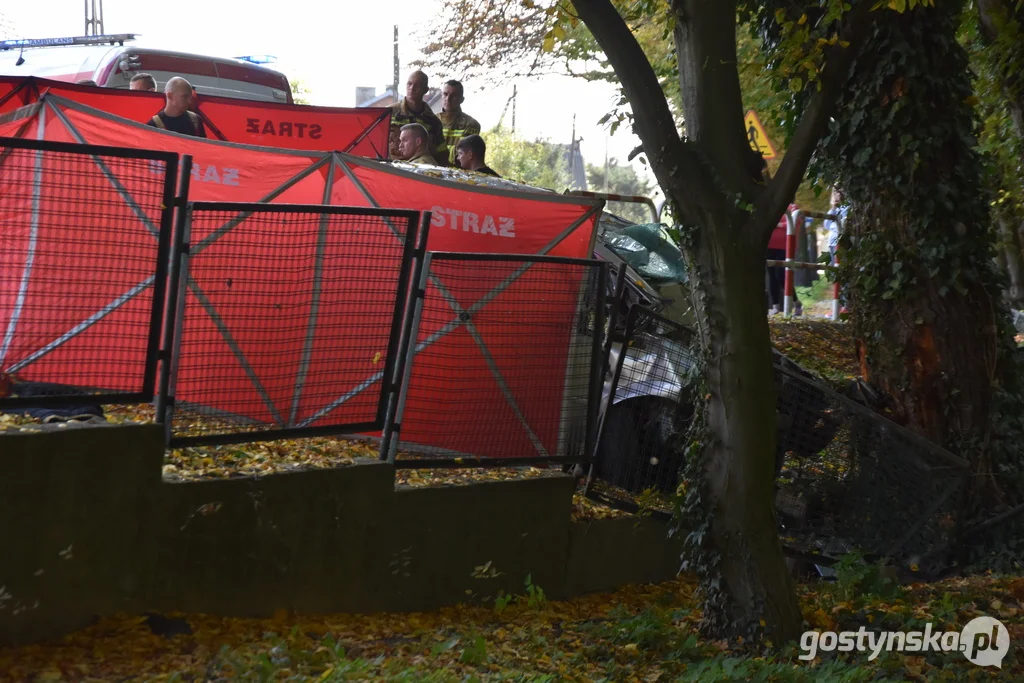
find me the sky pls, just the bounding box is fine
[2,0,659,196]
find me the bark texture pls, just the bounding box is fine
[820,4,1004,462]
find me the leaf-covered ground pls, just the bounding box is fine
[768,317,860,383]
[2,573,1020,681]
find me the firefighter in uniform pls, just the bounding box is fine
[390,71,448,166]
[398,124,440,166]
[147,76,206,138]
[438,80,481,167]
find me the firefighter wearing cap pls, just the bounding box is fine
[438,80,481,167]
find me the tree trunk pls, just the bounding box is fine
[849,209,998,443]
[688,217,803,643]
[672,0,802,644]
[831,5,1003,455]
[572,0,865,644]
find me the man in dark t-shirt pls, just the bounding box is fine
[455,135,499,177]
[147,76,206,138]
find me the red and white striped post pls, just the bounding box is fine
[783,210,799,316]
[832,244,841,320]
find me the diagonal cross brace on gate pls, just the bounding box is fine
[382,251,607,463]
[287,161,336,427]
[321,155,604,458]
[167,159,337,430]
[0,108,46,367]
[46,100,163,240]
[165,200,422,446]
[2,102,163,358]
[0,110,179,404]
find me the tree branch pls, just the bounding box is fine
[746,3,876,244]
[571,0,723,224]
[673,1,763,204]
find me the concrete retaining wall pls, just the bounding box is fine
[0,423,683,646]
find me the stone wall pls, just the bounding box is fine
[0,423,683,646]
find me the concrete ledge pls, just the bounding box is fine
[0,423,164,645]
[144,459,395,616]
[0,425,682,646]
[565,517,683,596]
[368,475,576,612]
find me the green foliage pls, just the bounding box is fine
[524,573,547,608]
[679,656,905,682]
[830,551,903,602]
[493,574,547,614]
[459,630,490,666]
[879,0,935,12]
[494,591,513,614]
[213,632,459,681]
[740,0,851,144]
[963,1,1024,517]
[586,159,655,221]
[740,1,936,144]
[816,3,995,299]
[580,605,704,657]
[289,79,312,106]
[967,2,1024,225]
[795,276,834,307]
[484,126,573,190]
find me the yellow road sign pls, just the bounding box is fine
[745,109,777,160]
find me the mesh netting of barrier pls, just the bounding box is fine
[772,361,969,565]
[0,136,178,410]
[166,202,424,447]
[587,304,969,566]
[386,252,608,467]
[586,306,699,511]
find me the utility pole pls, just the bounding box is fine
[85,0,104,36]
[511,84,517,135]
[392,25,400,97]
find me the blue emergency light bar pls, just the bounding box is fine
[235,55,277,65]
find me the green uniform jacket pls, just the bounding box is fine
[390,100,449,167]
[438,110,481,165]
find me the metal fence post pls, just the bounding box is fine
[832,242,842,320]
[584,304,640,497]
[585,263,609,463]
[384,252,432,463]
[581,265,628,491]
[156,155,192,433]
[784,210,798,317]
[379,213,431,461]
[603,266,629,374]
[144,153,181,401]
[158,200,193,447]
